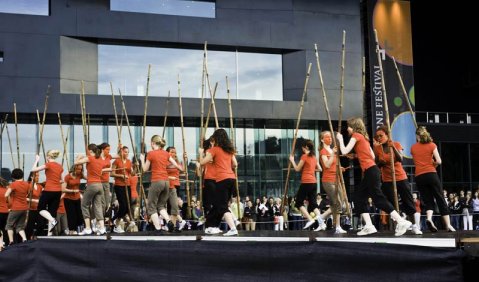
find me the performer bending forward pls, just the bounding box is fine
[289,139,327,231]
[336,118,412,236]
[373,125,422,235]
[411,126,455,232]
[199,129,238,236]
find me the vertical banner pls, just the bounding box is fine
[367,0,416,160]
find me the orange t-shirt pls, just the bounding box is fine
[101,154,113,183]
[29,182,43,210]
[411,142,438,177]
[167,161,181,189]
[204,149,217,181]
[373,142,407,182]
[130,175,138,199]
[57,198,66,214]
[44,162,63,192]
[320,148,337,183]
[87,156,105,183]
[113,158,132,187]
[147,149,170,181]
[209,146,236,182]
[352,132,375,171]
[0,186,8,213]
[63,174,81,200]
[10,180,29,211]
[300,154,317,184]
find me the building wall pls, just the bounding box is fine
[0,0,364,121]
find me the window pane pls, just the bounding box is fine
[1,124,36,181]
[73,125,104,156]
[0,0,49,16]
[98,45,282,101]
[111,0,215,18]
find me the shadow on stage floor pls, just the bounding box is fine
[1,230,477,281]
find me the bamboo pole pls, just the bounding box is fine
[58,112,70,169]
[280,63,313,214]
[80,81,88,154]
[110,82,121,143]
[13,103,20,168]
[202,82,219,138]
[203,44,219,129]
[0,114,8,140]
[374,29,399,211]
[36,110,47,163]
[198,42,207,212]
[26,85,50,226]
[314,42,352,219]
[178,74,192,219]
[161,91,170,139]
[392,57,418,129]
[5,123,16,168]
[87,113,91,145]
[142,64,151,154]
[226,76,241,219]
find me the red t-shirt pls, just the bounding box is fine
[113,158,132,187]
[10,180,29,211]
[300,154,317,184]
[101,154,113,183]
[57,198,65,214]
[130,175,138,199]
[352,132,376,171]
[44,162,63,192]
[411,142,438,176]
[167,161,181,189]
[209,146,236,182]
[204,149,216,181]
[373,142,407,182]
[29,182,43,210]
[147,149,170,181]
[63,174,81,200]
[320,148,337,183]
[0,186,8,213]
[87,156,105,183]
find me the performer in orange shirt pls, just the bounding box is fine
[337,118,411,236]
[25,171,42,239]
[63,164,84,235]
[4,169,29,244]
[411,126,455,232]
[289,139,326,231]
[0,177,9,249]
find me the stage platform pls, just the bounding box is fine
[1,230,477,281]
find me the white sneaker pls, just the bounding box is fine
[334,227,347,234]
[92,225,98,233]
[411,224,423,235]
[78,228,93,236]
[47,219,58,233]
[303,220,315,230]
[197,220,204,227]
[98,228,107,235]
[314,223,327,231]
[395,219,412,236]
[223,229,238,236]
[234,219,241,227]
[315,216,324,226]
[178,220,187,231]
[113,226,125,233]
[447,225,456,232]
[357,225,377,236]
[205,227,222,235]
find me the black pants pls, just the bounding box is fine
[381,180,416,216]
[0,212,7,244]
[354,166,394,215]
[64,198,84,231]
[112,185,131,221]
[37,191,62,219]
[295,183,318,212]
[415,172,449,216]
[203,179,216,217]
[205,179,234,228]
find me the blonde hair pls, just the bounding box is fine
[47,149,60,160]
[416,126,432,143]
[347,117,369,141]
[151,135,166,148]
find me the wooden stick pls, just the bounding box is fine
[280,63,312,214]
[87,113,91,145]
[13,103,20,168]
[5,123,16,168]
[374,29,399,211]
[80,81,88,154]
[314,42,352,219]
[58,112,69,169]
[204,45,219,129]
[26,85,50,226]
[142,64,151,154]
[392,57,418,129]
[0,114,8,141]
[178,74,192,219]
[202,82,219,138]
[36,110,47,163]
[226,76,241,218]
[161,91,170,139]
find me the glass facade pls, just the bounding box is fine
[110,0,215,18]
[98,45,283,101]
[0,0,49,16]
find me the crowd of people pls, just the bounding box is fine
[1,117,473,250]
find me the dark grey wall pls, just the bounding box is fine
[0,0,363,122]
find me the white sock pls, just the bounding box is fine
[361,213,373,226]
[390,211,403,222]
[39,210,55,222]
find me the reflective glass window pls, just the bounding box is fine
[111,0,215,18]
[0,0,49,16]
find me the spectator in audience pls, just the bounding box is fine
[242,199,256,231]
[472,190,479,230]
[462,191,473,230]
